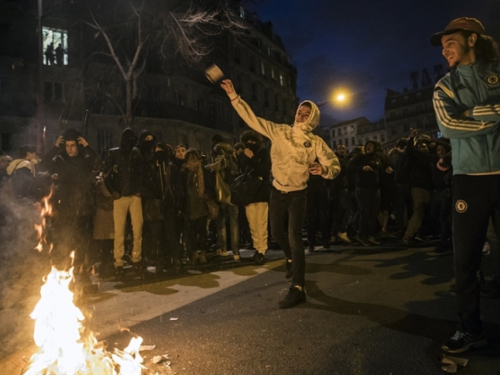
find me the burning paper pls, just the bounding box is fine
[23,266,145,374]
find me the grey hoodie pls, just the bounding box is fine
[228,93,340,192]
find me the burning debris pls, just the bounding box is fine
[23,191,147,374]
[23,266,145,375]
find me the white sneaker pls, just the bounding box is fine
[337,232,351,244]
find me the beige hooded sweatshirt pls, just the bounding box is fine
[228,92,340,192]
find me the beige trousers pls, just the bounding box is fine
[113,195,143,267]
[245,202,269,254]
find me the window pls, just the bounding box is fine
[1,133,11,152]
[97,129,113,154]
[332,140,336,149]
[249,55,256,72]
[239,5,245,18]
[43,26,68,66]
[345,138,349,146]
[280,73,284,87]
[264,89,269,107]
[252,82,258,101]
[373,135,378,141]
[403,123,409,132]
[271,68,275,81]
[381,134,386,142]
[351,137,355,144]
[261,61,265,76]
[175,91,185,106]
[0,76,10,97]
[44,81,65,102]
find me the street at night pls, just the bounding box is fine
[2,242,500,374]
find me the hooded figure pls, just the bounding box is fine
[220,79,340,309]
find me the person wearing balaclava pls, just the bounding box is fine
[220,79,340,309]
[348,140,383,247]
[238,130,271,266]
[42,128,100,282]
[103,127,145,279]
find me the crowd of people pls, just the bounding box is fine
[0,14,499,356]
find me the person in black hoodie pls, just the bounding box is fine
[348,140,382,246]
[103,128,144,278]
[154,141,183,271]
[238,130,271,264]
[402,129,434,244]
[43,128,100,279]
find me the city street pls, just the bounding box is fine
[2,242,500,374]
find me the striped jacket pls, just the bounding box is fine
[433,60,500,175]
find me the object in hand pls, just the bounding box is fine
[205,64,224,84]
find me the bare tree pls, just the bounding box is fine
[81,0,245,126]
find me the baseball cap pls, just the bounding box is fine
[430,17,485,46]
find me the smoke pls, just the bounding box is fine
[0,183,52,359]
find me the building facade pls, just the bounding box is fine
[0,0,298,157]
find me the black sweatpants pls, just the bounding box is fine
[452,174,500,335]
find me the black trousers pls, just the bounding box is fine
[270,187,307,287]
[452,174,500,335]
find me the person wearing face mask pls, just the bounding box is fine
[103,128,144,279]
[42,128,100,279]
[180,148,216,265]
[431,17,500,353]
[220,79,340,309]
[137,130,164,273]
[238,130,271,265]
[348,140,383,247]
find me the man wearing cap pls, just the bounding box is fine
[431,17,500,354]
[220,79,340,309]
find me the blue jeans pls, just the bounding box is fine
[216,202,240,254]
[270,187,307,287]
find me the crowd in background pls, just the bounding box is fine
[0,126,497,289]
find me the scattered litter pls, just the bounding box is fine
[151,355,163,364]
[170,317,178,321]
[139,345,156,351]
[440,354,468,373]
[441,363,458,373]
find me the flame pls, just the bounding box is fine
[24,192,145,374]
[34,189,54,253]
[24,267,144,374]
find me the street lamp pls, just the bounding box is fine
[317,88,351,108]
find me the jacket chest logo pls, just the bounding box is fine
[485,74,500,87]
[303,141,311,148]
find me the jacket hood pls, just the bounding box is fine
[137,130,155,155]
[7,159,33,176]
[293,100,320,132]
[120,128,137,152]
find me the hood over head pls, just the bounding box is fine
[293,100,320,133]
[137,130,155,155]
[120,128,137,152]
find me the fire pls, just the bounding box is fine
[24,192,145,374]
[24,267,144,374]
[34,189,54,253]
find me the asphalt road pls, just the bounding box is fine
[101,243,500,375]
[2,241,500,374]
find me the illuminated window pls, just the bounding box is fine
[43,27,68,66]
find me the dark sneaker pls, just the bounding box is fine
[254,252,266,265]
[114,266,125,281]
[285,259,293,279]
[367,236,381,245]
[441,331,487,354]
[279,286,306,309]
[433,242,453,255]
[355,235,371,247]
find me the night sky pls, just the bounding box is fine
[241,0,500,126]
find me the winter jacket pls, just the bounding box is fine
[44,145,99,217]
[348,153,382,189]
[238,147,271,204]
[433,59,500,175]
[103,147,143,197]
[228,93,340,192]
